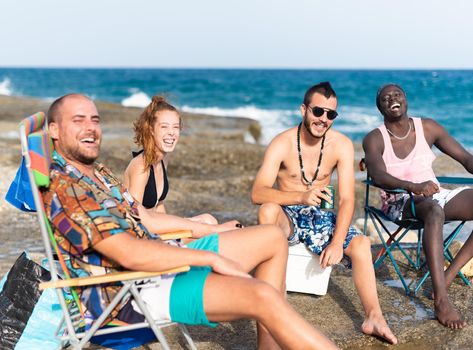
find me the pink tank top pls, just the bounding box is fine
[378,117,439,206]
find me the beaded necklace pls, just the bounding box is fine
[297,122,325,189]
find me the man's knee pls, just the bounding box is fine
[260,224,288,251]
[346,235,371,260]
[258,203,283,224]
[421,201,445,226]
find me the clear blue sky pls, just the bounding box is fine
[1,0,472,68]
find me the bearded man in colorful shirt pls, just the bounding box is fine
[41,93,337,350]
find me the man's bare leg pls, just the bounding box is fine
[344,235,397,344]
[203,273,338,350]
[412,199,466,329]
[443,189,473,289]
[219,225,288,349]
[258,204,397,343]
[258,203,293,238]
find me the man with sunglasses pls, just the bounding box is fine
[252,82,397,344]
[363,83,473,329]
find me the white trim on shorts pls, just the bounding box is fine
[432,186,469,208]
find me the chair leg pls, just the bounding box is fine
[178,324,198,350]
[415,229,423,270]
[369,211,412,294]
[373,226,403,265]
[370,212,413,269]
[55,288,82,349]
[129,283,171,350]
[414,222,470,294]
[445,249,472,287]
[77,284,133,348]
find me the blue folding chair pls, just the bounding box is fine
[360,159,473,295]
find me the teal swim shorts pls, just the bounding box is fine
[169,233,219,327]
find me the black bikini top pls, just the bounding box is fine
[132,150,169,208]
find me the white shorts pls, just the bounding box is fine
[383,187,470,221]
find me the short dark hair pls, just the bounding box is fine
[47,93,89,124]
[303,81,337,106]
[376,84,406,112]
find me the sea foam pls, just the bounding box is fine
[180,105,383,144]
[0,78,13,96]
[336,107,382,134]
[121,90,151,108]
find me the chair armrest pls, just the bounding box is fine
[362,179,409,194]
[437,176,473,185]
[39,265,190,290]
[160,230,193,240]
[364,177,473,191]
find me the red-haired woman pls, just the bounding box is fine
[124,96,240,237]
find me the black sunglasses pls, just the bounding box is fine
[307,105,338,120]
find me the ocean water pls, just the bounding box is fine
[1,68,472,146]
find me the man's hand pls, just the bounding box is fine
[320,241,344,268]
[211,254,251,278]
[408,181,440,196]
[300,186,332,206]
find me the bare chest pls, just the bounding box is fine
[277,146,336,191]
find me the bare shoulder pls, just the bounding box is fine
[266,127,296,153]
[421,117,443,132]
[125,154,147,177]
[363,128,382,143]
[420,117,449,144]
[362,128,383,151]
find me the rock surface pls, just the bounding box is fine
[1,95,473,349]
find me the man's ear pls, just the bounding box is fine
[300,104,306,117]
[49,122,59,141]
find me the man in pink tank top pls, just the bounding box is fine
[363,83,473,329]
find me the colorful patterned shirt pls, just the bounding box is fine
[41,151,156,323]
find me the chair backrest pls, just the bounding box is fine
[19,112,89,329]
[19,112,61,280]
[20,112,52,188]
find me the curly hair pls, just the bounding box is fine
[133,95,180,170]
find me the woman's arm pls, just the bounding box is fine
[138,204,238,238]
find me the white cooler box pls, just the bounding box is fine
[286,243,332,295]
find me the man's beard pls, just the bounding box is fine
[303,116,330,138]
[69,148,98,165]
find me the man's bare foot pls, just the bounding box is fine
[435,296,466,329]
[361,313,398,344]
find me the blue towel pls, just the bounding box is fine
[5,158,36,212]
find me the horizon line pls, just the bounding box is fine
[1,65,473,71]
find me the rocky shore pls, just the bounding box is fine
[1,95,473,349]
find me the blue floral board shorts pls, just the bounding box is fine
[282,205,362,268]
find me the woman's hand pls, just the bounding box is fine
[215,220,243,233]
